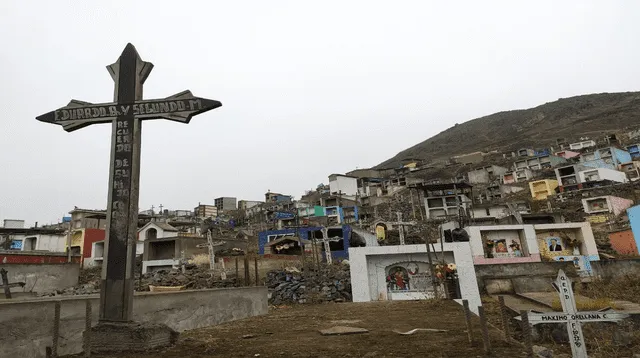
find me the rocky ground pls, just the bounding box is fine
[39,263,237,297]
[481,295,640,358]
[44,260,352,300]
[266,263,352,305]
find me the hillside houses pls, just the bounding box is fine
[6,130,640,282]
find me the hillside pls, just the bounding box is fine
[377,92,640,169]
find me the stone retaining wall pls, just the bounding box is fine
[0,286,267,358]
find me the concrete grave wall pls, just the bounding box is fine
[0,286,268,358]
[0,263,79,295]
[474,261,579,294]
[349,243,482,314]
[591,258,640,279]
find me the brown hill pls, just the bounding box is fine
[377,92,640,169]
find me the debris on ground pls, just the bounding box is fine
[266,263,351,305]
[392,328,448,335]
[39,263,237,297]
[319,326,369,336]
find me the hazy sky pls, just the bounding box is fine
[1,1,639,226]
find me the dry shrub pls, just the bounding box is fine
[189,254,211,267]
[578,274,640,304]
[550,297,616,311]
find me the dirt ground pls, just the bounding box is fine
[481,296,640,358]
[78,300,529,358]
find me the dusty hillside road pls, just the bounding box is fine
[71,301,527,357]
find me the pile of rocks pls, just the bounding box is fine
[137,264,236,291]
[40,264,238,297]
[266,263,352,305]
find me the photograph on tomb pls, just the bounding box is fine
[482,230,527,258]
[385,262,433,294]
[554,255,591,276]
[386,266,410,291]
[537,231,576,258]
[547,237,563,252]
[494,239,508,253]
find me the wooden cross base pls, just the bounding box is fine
[86,321,178,353]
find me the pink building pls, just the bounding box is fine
[555,150,581,159]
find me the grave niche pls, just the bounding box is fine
[536,230,582,258]
[385,261,433,297]
[481,229,528,259]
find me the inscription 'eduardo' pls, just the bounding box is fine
[55,99,204,121]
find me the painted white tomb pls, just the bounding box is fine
[348,242,482,314]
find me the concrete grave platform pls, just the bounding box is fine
[88,321,178,353]
[348,243,482,314]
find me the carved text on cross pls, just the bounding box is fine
[36,43,222,322]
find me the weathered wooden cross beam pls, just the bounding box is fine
[0,268,25,299]
[517,270,630,357]
[36,43,221,323]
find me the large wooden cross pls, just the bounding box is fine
[518,270,629,357]
[36,44,222,322]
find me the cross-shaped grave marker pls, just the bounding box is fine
[37,44,221,323]
[517,269,629,358]
[389,212,417,245]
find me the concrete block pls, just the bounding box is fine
[88,322,178,353]
[484,279,513,294]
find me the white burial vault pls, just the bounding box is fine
[349,242,482,314]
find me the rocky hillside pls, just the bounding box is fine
[378,92,640,168]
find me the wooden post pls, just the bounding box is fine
[254,257,259,286]
[498,295,510,341]
[235,257,239,287]
[520,310,534,357]
[1,268,12,299]
[84,300,92,357]
[478,306,491,355]
[52,301,61,358]
[244,256,250,286]
[462,299,473,345]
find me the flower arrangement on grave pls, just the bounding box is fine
[565,237,581,249]
[484,238,495,258]
[433,263,457,281]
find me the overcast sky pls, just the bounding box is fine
[1,1,639,226]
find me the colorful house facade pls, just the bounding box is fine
[529,179,559,200]
[68,228,105,268]
[258,225,352,261]
[579,147,632,170]
[626,205,640,255]
[608,230,638,256]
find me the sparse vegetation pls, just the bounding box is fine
[550,297,616,311]
[378,92,640,168]
[578,274,640,304]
